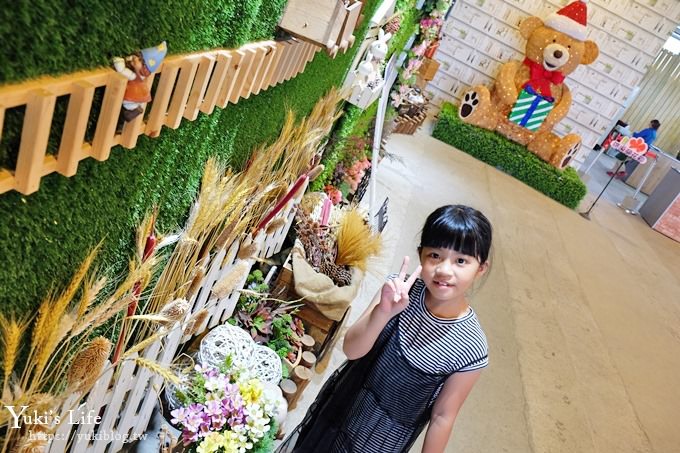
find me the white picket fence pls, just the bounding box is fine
[46,179,307,453]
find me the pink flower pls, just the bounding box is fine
[360,158,371,170]
[170,407,189,426]
[182,430,198,445]
[408,59,423,72]
[204,399,223,417]
[412,41,429,57]
[184,404,206,433]
[324,185,342,205]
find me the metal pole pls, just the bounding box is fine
[580,160,626,220]
[583,146,608,175]
[618,156,657,215]
[369,54,398,231]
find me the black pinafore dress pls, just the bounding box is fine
[277,280,488,453]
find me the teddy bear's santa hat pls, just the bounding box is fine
[545,0,589,42]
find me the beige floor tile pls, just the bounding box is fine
[282,123,680,453]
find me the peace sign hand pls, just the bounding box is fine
[378,256,422,319]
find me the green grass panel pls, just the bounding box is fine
[0,0,276,84]
[250,0,289,41]
[432,103,587,209]
[387,0,420,61]
[0,0,380,313]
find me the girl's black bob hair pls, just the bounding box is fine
[420,205,493,264]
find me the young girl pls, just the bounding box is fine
[278,205,492,453]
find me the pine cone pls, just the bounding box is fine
[320,256,352,287]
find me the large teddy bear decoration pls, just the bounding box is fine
[458,0,598,169]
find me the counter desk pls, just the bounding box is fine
[625,147,680,195]
[640,168,680,242]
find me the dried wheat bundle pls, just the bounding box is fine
[10,423,49,453]
[143,158,258,326]
[136,209,158,260]
[0,314,28,391]
[183,309,209,337]
[134,357,180,386]
[0,219,188,451]
[76,275,107,318]
[307,87,344,134]
[28,243,102,382]
[212,260,251,299]
[121,330,166,360]
[335,208,382,272]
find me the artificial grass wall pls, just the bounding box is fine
[0,0,288,84]
[311,0,421,191]
[0,0,380,314]
[432,103,587,209]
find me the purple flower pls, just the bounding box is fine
[204,399,223,416]
[198,420,211,438]
[227,404,246,427]
[195,364,218,378]
[182,429,198,445]
[223,383,240,400]
[183,404,206,432]
[211,414,226,430]
[170,407,189,426]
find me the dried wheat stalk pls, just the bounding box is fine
[66,337,111,394]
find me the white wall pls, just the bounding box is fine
[427,0,680,168]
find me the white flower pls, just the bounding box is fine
[204,373,230,393]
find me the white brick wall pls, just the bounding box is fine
[427,0,679,169]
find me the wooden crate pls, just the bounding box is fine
[279,0,362,56]
[272,252,351,372]
[393,110,428,135]
[419,57,440,82]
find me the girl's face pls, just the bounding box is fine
[419,246,488,302]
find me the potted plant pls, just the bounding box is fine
[420,15,444,58]
[292,205,381,321]
[229,270,305,377]
[169,356,279,452]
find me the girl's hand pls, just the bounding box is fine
[377,256,422,319]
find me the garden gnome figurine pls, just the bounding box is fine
[112,41,167,122]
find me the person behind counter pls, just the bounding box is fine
[607,119,661,179]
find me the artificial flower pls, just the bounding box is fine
[170,360,276,450]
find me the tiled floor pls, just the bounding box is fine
[281,124,680,452]
[578,148,648,211]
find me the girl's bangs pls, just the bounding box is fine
[422,219,482,260]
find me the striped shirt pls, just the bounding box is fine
[277,277,490,453]
[398,278,489,374]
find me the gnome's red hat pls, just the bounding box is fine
[545,0,589,41]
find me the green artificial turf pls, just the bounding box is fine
[0,0,380,314]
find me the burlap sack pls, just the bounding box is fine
[291,243,363,321]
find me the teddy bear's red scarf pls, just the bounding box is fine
[522,58,565,98]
